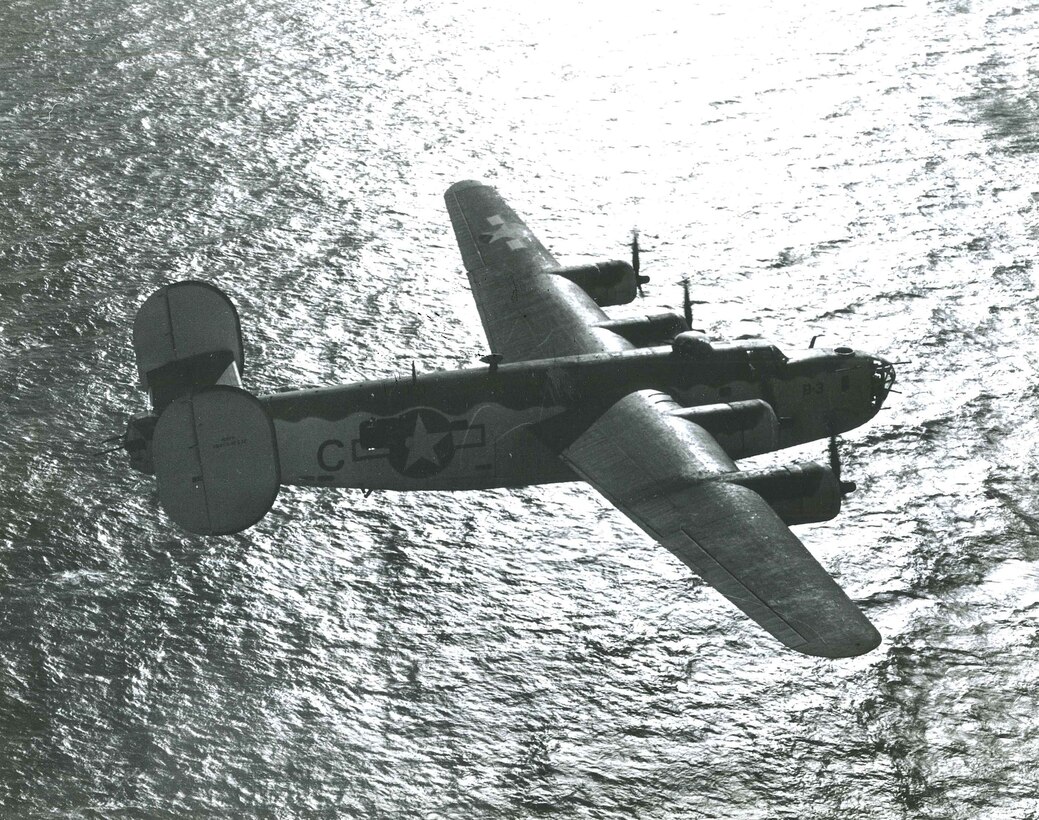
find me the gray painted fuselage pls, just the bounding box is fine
[265,344,890,491]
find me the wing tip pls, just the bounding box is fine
[446,179,488,197]
[793,622,882,659]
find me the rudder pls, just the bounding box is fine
[133,281,245,414]
[152,385,280,535]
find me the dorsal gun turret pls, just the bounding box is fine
[672,331,715,359]
[672,332,788,367]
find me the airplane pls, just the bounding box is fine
[109,180,896,659]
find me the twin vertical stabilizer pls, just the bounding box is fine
[131,282,280,535]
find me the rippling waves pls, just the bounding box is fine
[2,0,1038,817]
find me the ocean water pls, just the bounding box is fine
[1,0,1038,816]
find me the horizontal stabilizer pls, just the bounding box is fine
[152,385,280,535]
[134,281,245,413]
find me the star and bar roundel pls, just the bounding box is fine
[353,408,486,479]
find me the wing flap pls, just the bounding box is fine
[561,391,880,658]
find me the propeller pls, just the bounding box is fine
[828,428,857,497]
[630,229,650,297]
[677,277,711,332]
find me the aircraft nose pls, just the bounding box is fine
[870,356,896,410]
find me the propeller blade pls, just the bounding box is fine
[682,278,693,329]
[631,229,648,297]
[828,433,856,496]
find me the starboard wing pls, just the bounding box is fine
[444,180,630,362]
[560,390,880,658]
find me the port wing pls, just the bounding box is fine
[560,391,880,658]
[445,180,628,362]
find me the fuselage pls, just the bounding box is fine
[264,344,895,491]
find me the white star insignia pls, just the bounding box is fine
[404,414,449,471]
[483,214,527,250]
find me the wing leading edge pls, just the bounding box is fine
[561,391,881,658]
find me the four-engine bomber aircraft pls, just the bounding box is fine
[114,180,896,658]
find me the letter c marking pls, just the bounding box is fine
[318,439,345,471]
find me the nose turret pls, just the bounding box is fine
[871,357,896,410]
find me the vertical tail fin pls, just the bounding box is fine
[133,281,245,414]
[153,385,280,535]
[128,282,280,534]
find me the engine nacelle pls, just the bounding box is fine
[673,400,780,459]
[725,462,843,525]
[596,312,688,347]
[553,260,640,306]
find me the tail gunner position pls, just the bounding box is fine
[110,181,895,659]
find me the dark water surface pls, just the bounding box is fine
[2,0,1039,817]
